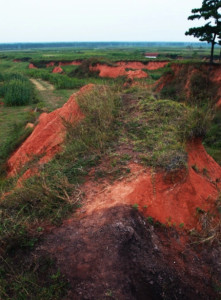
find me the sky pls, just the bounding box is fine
[0,0,206,43]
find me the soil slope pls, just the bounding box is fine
[90,61,168,79]
[156,63,221,106]
[82,139,221,229]
[37,205,219,300]
[7,84,94,177]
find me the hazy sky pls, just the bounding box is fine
[1,0,206,43]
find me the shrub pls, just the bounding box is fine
[189,72,216,105]
[180,105,213,140]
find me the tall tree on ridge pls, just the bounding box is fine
[185,0,221,64]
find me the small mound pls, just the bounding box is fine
[28,63,37,69]
[52,66,63,73]
[7,84,94,177]
[90,64,126,78]
[127,69,148,79]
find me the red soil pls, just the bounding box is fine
[13,59,22,63]
[127,69,148,79]
[46,62,55,67]
[211,66,221,106]
[7,84,94,177]
[46,61,81,67]
[91,61,168,79]
[90,64,126,78]
[58,61,81,66]
[90,64,148,79]
[156,63,221,107]
[116,61,168,70]
[29,63,37,69]
[52,66,63,73]
[83,139,221,229]
[216,98,221,108]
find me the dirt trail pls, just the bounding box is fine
[30,78,54,91]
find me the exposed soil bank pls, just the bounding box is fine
[58,61,81,66]
[28,63,37,69]
[116,61,168,70]
[7,84,94,177]
[52,66,63,73]
[90,61,168,79]
[82,140,221,229]
[37,205,220,299]
[156,63,221,105]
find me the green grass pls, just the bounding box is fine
[0,107,38,177]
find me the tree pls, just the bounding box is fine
[185,0,221,64]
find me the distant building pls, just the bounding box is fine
[145,52,159,59]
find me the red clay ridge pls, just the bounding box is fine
[7,84,94,177]
[52,66,63,73]
[29,63,37,69]
[83,139,221,229]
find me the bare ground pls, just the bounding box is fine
[36,206,221,300]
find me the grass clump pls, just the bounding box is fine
[27,68,87,89]
[123,95,188,170]
[1,73,37,106]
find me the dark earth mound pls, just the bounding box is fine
[36,206,220,299]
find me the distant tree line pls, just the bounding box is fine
[0,42,211,51]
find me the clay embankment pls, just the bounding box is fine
[28,63,37,69]
[90,61,169,79]
[156,63,221,107]
[28,60,169,79]
[7,84,94,177]
[52,66,63,73]
[82,139,221,229]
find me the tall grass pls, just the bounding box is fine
[27,69,87,89]
[1,73,37,106]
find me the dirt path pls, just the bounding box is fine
[30,78,54,91]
